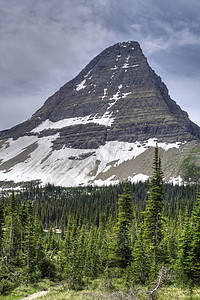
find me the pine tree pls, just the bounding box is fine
[176,211,193,286]
[84,227,99,279]
[0,203,4,257]
[63,221,84,289]
[188,187,200,284]
[76,225,86,276]
[176,188,200,288]
[24,201,36,272]
[143,145,165,263]
[6,191,20,261]
[112,181,133,268]
[34,218,46,276]
[98,217,110,272]
[19,201,28,259]
[68,225,81,289]
[130,226,150,285]
[45,227,57,254]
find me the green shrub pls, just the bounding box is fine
[0,279,15,295]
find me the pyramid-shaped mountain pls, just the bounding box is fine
[0,41,200,187]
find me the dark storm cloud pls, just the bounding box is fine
[0,0,200,129]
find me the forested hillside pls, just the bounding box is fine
[0,147,199,298]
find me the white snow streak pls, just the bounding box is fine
[110,64,139,70]
[122,63,139,69]
[111,66,118,70]
[101,88,108,101]
[31,114,114,133]
[84,70,92,78]
[76,79,87,91]
[122,92,132,98]
[116,55,121,61]
[107,84,122,110]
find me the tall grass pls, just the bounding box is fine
[1,280,200,300]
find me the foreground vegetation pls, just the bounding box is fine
[1,279,200,299]
[0,146,200,298]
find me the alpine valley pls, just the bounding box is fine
[1,41,200,187]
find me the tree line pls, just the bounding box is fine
[0,145,199,296]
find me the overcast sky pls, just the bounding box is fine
[1,0,200,130]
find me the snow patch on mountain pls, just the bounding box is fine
[122,63,139,69]
[0,136,39,163]
[31,114,115,133]
[125,55,130,62]
[116,55,121,61]
[76,79,87,91]
[94,173,149,187]
[169,176,183,185]
[129,173,149,183]
[108,85,122,110]
[0,136,184,187]
[111,66,118,70]
[101,88,108,101]
[122,92,132,98]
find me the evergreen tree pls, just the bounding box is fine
[6,191,20,261]
[63,221,83,289]
[166,218,179,266]
[76,225,86,276]
[0,202,4,257]
[143,145,165,263]
[177,188,200,288]
[130,226,150,285]
[189,187,200,284]
[176,211,193,286]
[34,218,46,277]
[68,226,81,289]
[24,201,36,273]
[98,217,110,272]
[45,227,57,254]
[84,227,99,279]
[19,201,28,253]
[112,181,133,268]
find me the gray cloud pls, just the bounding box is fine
[0,0,200,129]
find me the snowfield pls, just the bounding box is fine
[0,135,184,187]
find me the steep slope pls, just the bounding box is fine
[0,41,200,187]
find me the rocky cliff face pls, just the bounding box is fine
[0,41,200,186]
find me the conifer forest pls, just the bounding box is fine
[0,146,200,298]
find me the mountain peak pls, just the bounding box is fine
[28,40,200,144]
[0,42,200,186]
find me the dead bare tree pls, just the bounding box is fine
[148,266,169,300]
